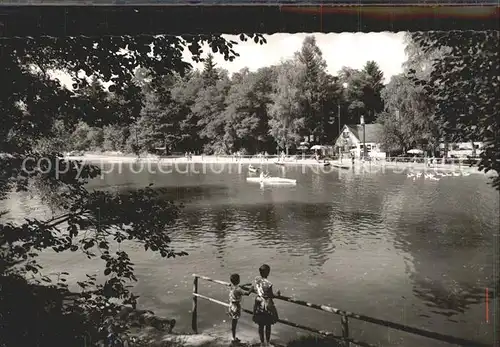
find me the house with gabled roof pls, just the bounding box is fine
[333,123,386,159]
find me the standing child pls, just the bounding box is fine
[251,264,280,347]
[228,274,251,344]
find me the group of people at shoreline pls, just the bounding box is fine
[227,264,280,346]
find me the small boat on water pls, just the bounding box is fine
[274,161,286,166]
[247,177,297,185]
[330,163,350,170]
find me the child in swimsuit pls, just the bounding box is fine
[228,274,251,343]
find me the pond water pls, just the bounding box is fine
[2,162,498,346]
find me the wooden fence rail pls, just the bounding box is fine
[191,274,490,347]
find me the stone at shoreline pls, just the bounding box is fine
[117,306,176,333]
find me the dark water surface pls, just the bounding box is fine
[2,163,498,346]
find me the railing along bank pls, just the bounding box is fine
[160,154,481,164]
[191,274,490,347]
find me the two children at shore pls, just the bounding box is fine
[228,264,280,346]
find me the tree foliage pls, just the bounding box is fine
[268,60,305,154]
[56,36,387,156]
[294,36,336,142]
[402,32,451,81]
[0,33,267,346]
[409,31,500,189]
[377,74,437,153]
[222,67,277,153]
[338,63,385,125]
[362,60,385,115]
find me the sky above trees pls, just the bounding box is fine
[52,32,406,88]
[185,32,407,83]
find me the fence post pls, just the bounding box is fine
[192,275,198,334]
[341,315,350,347]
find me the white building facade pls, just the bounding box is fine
[440,142,484,158]
[334,124,386,159]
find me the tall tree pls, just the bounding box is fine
[222,67,277,153]
[135,73,185,154]
[268,60,305,154]
[338,67,370,123]
[294,36,332,142]
[201,53,218,86]
[377,74,437,154]
[362,60,385,115]
[194,66,231,153]
[170,71,205,152]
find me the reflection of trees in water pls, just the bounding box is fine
[411,276,491,321]
[326,207,385,248]
[338,174,393,222]
[389,186,498,320]
[209,207,232,261]
[249,204,280,238]
[279,203,332,269]
[180,201,336,271]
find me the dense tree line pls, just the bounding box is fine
[65,36,386,155]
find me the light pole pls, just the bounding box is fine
[134,125,139,158]
[360,115,366,159]
[338,82,348,162]
[337,104,341,162]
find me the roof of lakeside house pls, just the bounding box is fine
[345,124,383,143]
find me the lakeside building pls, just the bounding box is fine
[439,142,484,158]
[334,124,386,159]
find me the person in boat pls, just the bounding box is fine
[250,165,260,172]
[259,171,270,180]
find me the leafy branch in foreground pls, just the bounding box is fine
[409,30,500,189]
[0,33,265,347]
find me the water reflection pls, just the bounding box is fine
[1,163,497,346]
[387,175,498,326]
